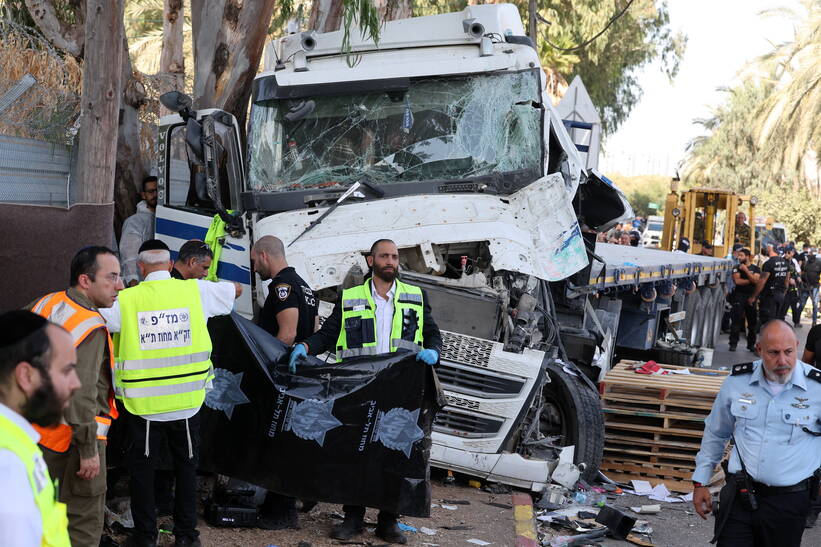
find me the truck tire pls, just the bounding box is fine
[540,363,604,483]
[703,285,724,348]
[699,287,715,347]
[683,290,701,346]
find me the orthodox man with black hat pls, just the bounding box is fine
[288,239,442,544]
[27,246,124,546]
[0,310,81,546]
[99,239,241,547]
[692,320,821,546]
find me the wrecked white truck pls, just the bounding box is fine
[154,5,731,490]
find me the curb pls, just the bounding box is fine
[511,492,539,547]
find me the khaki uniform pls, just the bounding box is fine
[736,223,751,246]
[28,288,113,547]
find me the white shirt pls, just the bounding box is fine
[99,270,236,421]
[118,201,155,285]
[0,403,43,546]
[372,281,396,354]
[765,377,788,396]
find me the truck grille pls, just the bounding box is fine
[433,408,504,438]
[437,363,525,397]
[440,331,493,368]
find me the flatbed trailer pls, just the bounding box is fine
[555,243,732,379]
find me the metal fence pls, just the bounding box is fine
[0,134,71,206]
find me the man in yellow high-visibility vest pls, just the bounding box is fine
[291,239,442,544]
[100,239,240,547]
[0,310,81,546]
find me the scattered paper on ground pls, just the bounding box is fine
[648,483,671,501]
[631,480,653,495]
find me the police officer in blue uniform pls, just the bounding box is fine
[692,319,821,546]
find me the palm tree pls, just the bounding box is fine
[750,0,820,194]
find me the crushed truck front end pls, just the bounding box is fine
[155,5,636,491]
[241,5,627,491]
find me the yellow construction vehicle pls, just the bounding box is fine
[660,179,757,257]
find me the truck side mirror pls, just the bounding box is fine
[160,91,195,120]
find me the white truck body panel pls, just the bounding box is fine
[255,173,587,291]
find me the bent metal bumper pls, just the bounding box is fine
[431,331,553,491]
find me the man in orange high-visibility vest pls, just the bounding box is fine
[28,246,124,546]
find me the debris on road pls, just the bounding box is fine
[629,505,662,514]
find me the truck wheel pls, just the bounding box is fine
[703,285,724,348]
[683,290,701,346]
[540,362,604,483]
[699,288,714,347]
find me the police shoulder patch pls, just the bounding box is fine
[806,367,821,383]
[275,283,291,301]
[731,362,754,376]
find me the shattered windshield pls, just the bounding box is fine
[248,69,542,192]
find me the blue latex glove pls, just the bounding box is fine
[289,344,307,373]
[416,349,439,366]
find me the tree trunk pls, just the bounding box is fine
[307,0,344,32]
[74,0,125,204]
[308,0,410,34]
[160,0,185,115]
[114,19,147,239]
[190,0,277,130]
[23,0,85,58]
[374,0,410,21]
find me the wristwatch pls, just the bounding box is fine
[693,481,706,488]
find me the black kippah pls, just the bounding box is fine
[138,239,170,253]
[0,310,48,348]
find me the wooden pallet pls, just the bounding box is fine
[598,360,730,492]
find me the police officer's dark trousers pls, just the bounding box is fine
[717,487,810,547]
[758,291,784,329]
[125,408,200,543]
[729,295,757,348]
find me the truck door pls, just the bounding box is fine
[156,109,253,318]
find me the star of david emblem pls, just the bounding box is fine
[285,399,342,447]
[204,368,250,419]
[374,407,424,458]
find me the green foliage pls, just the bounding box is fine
[751,0,821,178]
[413,1,685,136]
[683,83,773,192]
[755,185,821,244]
[548,0,686,135]
[342,0,382,66]
[683,1,820,246]
[607,173,670,217]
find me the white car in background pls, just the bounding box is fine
[642,215,664,247]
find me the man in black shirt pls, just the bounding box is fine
[782,246,803,327]
[802,322,821,528]
[799,252,821,325]
[749,244,790,329]
[729,248,760,351]
[252,236,318,345]
[250,235,318,530]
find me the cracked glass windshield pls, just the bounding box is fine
[248,69,542,192]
